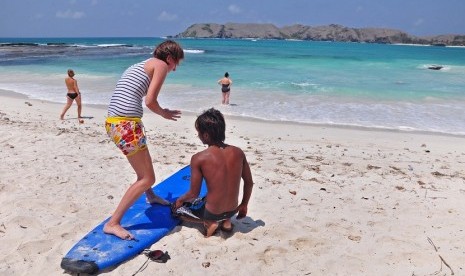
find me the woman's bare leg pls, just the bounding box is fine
[60,97,73,120]
[225,91,230,105]
[103,149,155,239]
[76,95,82,118]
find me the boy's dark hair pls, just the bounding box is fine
[195,108,226,143]
[154,40,184,64]
[224,72,229,77]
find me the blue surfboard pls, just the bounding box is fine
[61,165,206,274]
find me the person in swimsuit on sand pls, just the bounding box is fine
[104,40,184,240]
[217,72,232,105]
[60,69,84,123]
[174,108,254,237]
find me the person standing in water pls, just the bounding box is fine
[217,72,232,105]
[60,69,84,123]
[104,40,184,240]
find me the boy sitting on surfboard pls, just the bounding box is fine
[173,108,254,237]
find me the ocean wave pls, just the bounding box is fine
[0,42,135,49]
[0,43,148,64]
[291,81,317,87]
[96,43,133,48]
[183,49,204,54]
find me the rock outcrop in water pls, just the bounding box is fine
[174,23,465,46]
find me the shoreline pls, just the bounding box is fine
[1,89,464,275]
[2,38,464,138]
[2,88,464,139]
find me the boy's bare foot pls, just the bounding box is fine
[220,219,234,232]
[103,223,134,240]
[60,116,64,120]
[204,221,219,237]
[79,119,84,124]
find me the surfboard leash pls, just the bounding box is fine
[132,249,170,276]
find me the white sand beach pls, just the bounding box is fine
[0,89,464,275]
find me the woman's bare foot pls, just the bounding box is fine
[146,191,170,205]
[103,223,134,240]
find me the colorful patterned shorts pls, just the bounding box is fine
[105,117,147,156]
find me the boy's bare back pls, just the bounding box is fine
[191,144,249,215]
[175,108,253,233]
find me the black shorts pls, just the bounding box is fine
[192,204,237,221]
[176,197,237,222]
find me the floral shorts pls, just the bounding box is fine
[105,117,147,156]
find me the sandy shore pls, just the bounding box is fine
[1,90,464,275]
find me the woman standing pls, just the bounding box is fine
[104,40,184,240]
[60,69,84,123]
[217,72,232,105]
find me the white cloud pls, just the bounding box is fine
[228,4,241,14]
[414,18,424,27]
[33,13,44,19]
[158,11,178,21]
[56,10,85,19]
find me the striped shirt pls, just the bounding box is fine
[108,60,150,118]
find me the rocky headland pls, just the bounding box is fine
[174,23,465,46]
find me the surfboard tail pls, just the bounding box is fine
[61,258,99,274]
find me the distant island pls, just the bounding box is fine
[173,23,465,46]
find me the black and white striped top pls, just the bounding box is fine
[107,60,150,118]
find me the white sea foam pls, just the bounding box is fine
[96,44,131,47]
[183,49,204,54]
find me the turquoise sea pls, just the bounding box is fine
[1,37,464,135]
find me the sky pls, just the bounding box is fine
[1,0,464,38]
